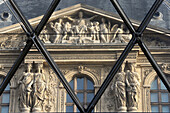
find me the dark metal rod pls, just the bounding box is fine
[2,1,85,111]
[137,0,163,34]
[0,40,33,95]
[110,0,136,34]
[0,0,61,95]
[3,0,29,35]
[8,0,34,34]
[8,0,85,111]
[35,0,60,36]
[137,39,170,92]
[32,36,85,113]
[86,36,137,113]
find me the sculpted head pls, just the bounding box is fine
[101,18,105,23]
[27,63,32,73]
[59,18,63,23]
[128,63,136,72]
[95,22,99,26]
[119,63,125,72]
[78,11,83,18]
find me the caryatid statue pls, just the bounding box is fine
[111,63,127,112]
[126,62,140,112]
[32,63,46,112]
[18,63,33,112]
[64,11,97,37]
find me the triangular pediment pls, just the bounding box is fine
[0,4,169,49]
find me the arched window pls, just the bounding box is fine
[0,76,10,113]
[66,75,94,112]
[150,77,170,112]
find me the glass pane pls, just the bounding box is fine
[87,93,94,102]
[151,93,158,102]
[87,79,94,90]
[162,106,170,112]
[151,105,159,112]
[151,78,158,90]
[69,80,74,90]
[77,78,84,90]
[5,84,10,91]
[2,93,10,103]
[161,93,169,102]
[66,106,73,112]
[160,80,166,90]
[77,93,84,103]
[67,94,73,103]
[1,106,9,113]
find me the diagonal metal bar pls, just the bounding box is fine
[8,0,34,34]
[31,36,85,112]
[0,0,60,95]
[110,0,136,34]
[0,39,33,95]
[138,39,170,92]
[86,36,137,113]
[86,0,169,112]
[111,0,170,92]
[136,0,170,92]
[1,0,85,112]
[0,0,169,113]
[137,0,164,34]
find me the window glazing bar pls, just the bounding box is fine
[86,36,137,113]
[1,0,85,112]
[137,0,164,34]
[0,0,60,96]
[110,0,136,34]
[0,40,33,95]
[137,39,170,92]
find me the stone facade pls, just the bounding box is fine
[0,4,169,112]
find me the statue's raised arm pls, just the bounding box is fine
[64,16,75,22]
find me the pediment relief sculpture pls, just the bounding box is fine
[0,7,169,47]
[39,11,132,44]
[0,35,25,49]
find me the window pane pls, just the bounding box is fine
[2,93,10,103]
[67,94,73,103]
[162,106,170,112]
[66,106,73,112]
[87,93,94,102]
[87,79,94,90]
[151,93,158,102]
[160,80,166,90]
[151,78,158,90]
[161,93,169,102]
[77,93,84,103]
[151,105,159,112]
[1,106,9,113]
[77,78,84,90]
[5,84,10,91]
[69,80,74,90]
